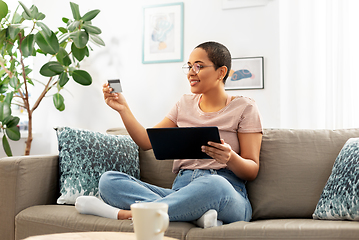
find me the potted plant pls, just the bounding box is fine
[0,0,105,156]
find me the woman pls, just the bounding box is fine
[75,41,262,228]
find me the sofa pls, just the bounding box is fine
[1,128,359,240]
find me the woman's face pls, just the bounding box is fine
[186,48,223,94]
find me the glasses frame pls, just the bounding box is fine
[182,63,215,75]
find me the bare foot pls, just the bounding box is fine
[118,209,132,220]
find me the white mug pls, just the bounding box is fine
[131,202,169,240]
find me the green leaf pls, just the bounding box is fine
[71,43,87,61]
[62,17,69,24]
[81,9,100,21]
[70,31,88,49]
[70,2,81,20]
[56,47,71,66]
[0,1,8,20]
[35,31,60,55]
[36,22,51,37]
[89,34,105,47]
[82,23,101,35]
[21,34,35,57]
[18,1,32,19]
[39,61,64,77]
[58,71,69,87]
[5,116,20,128]
[6,126,21,141]
[53,93,65,111]
[0,101,11,121]
[8,25,21,40]
[68,20,80,32]
[2,135,12,157]
[72,70,92,86]
[35,12,45,20]
[9,76,19,89]
[58,27,68,34]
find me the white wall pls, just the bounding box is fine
[1,0,280,157]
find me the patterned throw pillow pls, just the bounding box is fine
[313,138,359,220]
[56,127,139,204]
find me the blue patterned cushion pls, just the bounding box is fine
[313,138,359,220]
[56,127,139,204]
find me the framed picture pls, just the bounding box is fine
[225,57,264,90]
[142,2,184,64]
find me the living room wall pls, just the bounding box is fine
[1,0,280,156]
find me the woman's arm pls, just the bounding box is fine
[202,132,262,181]
[103,83,176,150]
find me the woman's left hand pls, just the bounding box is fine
[201,139,233,164]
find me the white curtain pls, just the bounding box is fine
[279,0,359,129]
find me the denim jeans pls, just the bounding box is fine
[99,168,252,223]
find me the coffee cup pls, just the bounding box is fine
[131,202,169,240]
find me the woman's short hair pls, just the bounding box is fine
[195,41,232,83]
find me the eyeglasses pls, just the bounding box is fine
[182,63,214,75]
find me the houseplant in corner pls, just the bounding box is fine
[0,0,105,156]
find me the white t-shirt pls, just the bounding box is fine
[166,94,263,173]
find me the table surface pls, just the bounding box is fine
[24,231,177,240]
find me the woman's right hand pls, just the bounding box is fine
[102,83,127,113]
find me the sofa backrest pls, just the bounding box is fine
[247,128,359,220]
[108,128,359,220]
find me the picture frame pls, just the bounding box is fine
[142,2,184,64]
[225,57,264,90]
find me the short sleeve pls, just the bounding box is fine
[166,100,179,125]
[238,100,263,133]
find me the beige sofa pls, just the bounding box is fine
[1,128,359,240]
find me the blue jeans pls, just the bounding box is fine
[99,168,252,223]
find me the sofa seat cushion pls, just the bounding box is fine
[185,219,359,240]
[15,205,195,240]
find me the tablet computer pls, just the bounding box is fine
[146,127,221,160]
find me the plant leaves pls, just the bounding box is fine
[53,93,65,111]
[71,42,87,61]
[39,61,64,77]
[0,101,11,121]
[56,47,71,66]
[6,126,21,141]
[0,0,8,20]
[82,23,101,35]
[36,22,51,37]
[2,135,12,157]
[58,71,69,87]
[81,9,100,21]
[67,20,80,32]
[70,31,88,49]
[70,2,81,20]
[35,31,60,55]
[9,76,19,89]
[5,116,20,128]
[89,34,105,47]
[72,70,92,86]
[8,25,21,40]
[18,1,32,19]
[21,34,35,57]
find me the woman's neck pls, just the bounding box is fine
[199,89,228,113]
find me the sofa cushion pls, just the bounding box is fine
[313,138,359,220]
[15,205,195,240]
[186,219,359,240]
[106,128,176,189]
[56,127,140,204]
[247,128,359,220]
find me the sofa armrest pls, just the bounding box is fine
[0,154,59,240]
